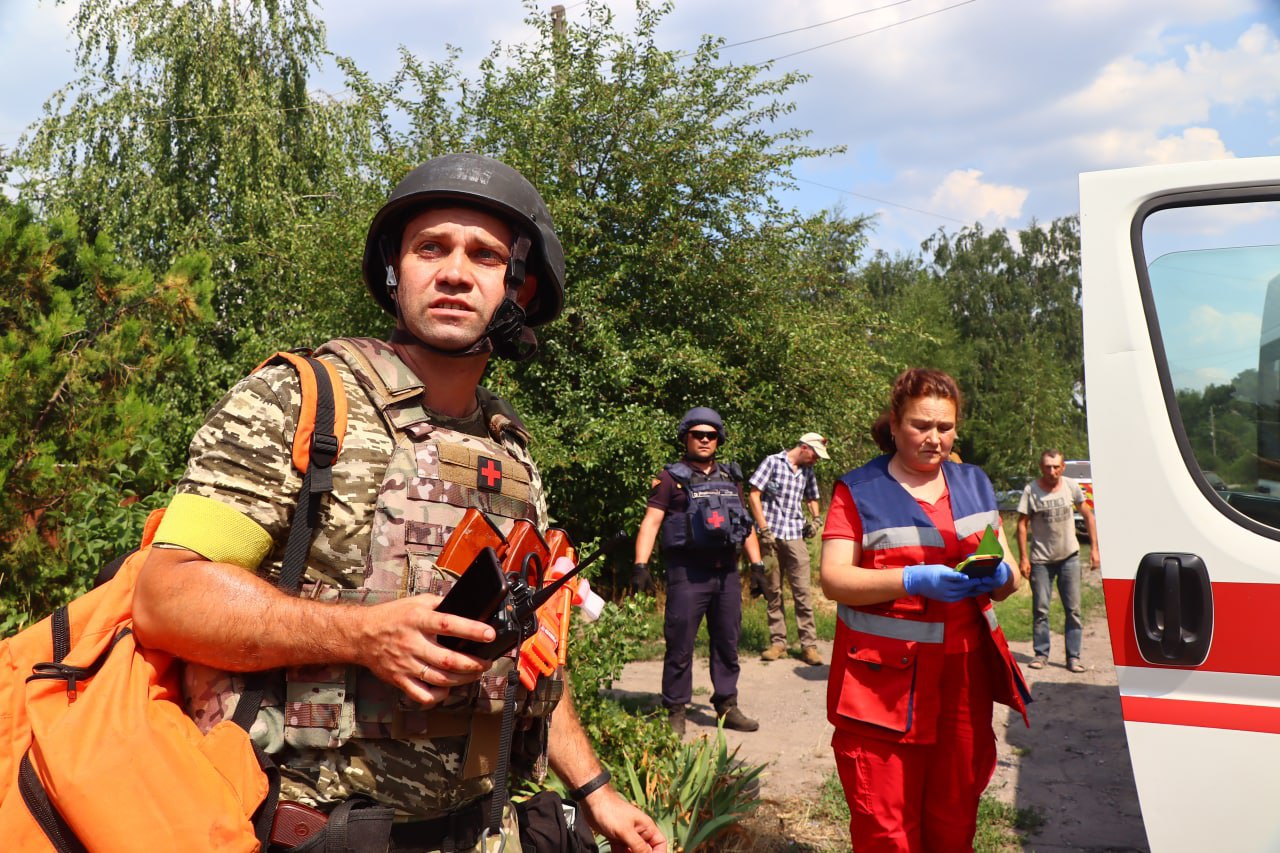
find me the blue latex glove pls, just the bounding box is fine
[902,564,982,603]
[972,561,1013,595]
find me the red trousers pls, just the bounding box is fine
[832,648,997,852]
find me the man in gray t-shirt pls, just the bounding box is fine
[1016,449,1101,673]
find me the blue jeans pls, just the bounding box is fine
[1031,553,1082,661]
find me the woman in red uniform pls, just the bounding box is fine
[820,368,1030,852]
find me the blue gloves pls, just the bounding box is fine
[971,561,1013,596]
[902,564,982,602]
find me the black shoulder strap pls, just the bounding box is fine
[231,354,342,850]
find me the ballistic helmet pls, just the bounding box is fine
[678,407,727,444]
[362,154,565,356]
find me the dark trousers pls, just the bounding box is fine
[662,559,742,708]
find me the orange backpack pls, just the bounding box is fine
[0,352,346,852]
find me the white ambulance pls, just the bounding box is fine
[1080,156,1280,850]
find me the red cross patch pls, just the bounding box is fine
[706,510,725,528]
[477,456,503,492]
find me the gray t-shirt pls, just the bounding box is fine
[1018,477,1085,563]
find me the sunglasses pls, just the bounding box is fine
[688,430,719,442]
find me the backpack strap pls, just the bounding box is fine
[232,352,345,849]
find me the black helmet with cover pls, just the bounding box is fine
[362,153,565,358]
[677,407,728,444]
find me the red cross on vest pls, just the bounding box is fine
[706,510,725,528]
[477,457,503,492]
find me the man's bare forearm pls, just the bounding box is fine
[133,548,366,671]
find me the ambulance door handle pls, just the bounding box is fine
[1134,553,1213,667]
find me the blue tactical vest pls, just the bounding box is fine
[659,461,753,551]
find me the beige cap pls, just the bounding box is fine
[799,432,830,460]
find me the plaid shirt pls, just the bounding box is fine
[749,450,819,540]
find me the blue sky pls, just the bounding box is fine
[1,0,1278,259]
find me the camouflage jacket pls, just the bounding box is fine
[170,337,562,818]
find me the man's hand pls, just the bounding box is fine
[631,562,655,595]
[748,561,767,598]
[579,785,668,853]
[1089,550,1101,571]
[802,519,817,540]
[1019,557,1032,579]
[354,595,496,708]
[757,527,777,555]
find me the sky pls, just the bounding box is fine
[1,0,1278,260]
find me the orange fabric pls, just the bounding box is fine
[253,351,348,474]
[0,511,266,851]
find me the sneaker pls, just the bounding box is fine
[800,646,824,666]
[717,703,759,732]
[760,643,787,661]
[1068,658,1087,673]
[668,705,686,736]
[1028,656,1047,670]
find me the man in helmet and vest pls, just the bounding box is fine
[133,154,667,852]
[631,407,764,736]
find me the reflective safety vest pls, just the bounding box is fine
[826,456,1030,743]
[658,461,753,551]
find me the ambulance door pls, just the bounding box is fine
[1079,156,1280,851]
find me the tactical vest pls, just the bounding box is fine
[658,461,753,551]
[194,337,563,817]
[826,456,1030,743]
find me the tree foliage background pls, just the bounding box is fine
[1,0,1087,624]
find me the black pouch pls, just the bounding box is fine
[515,791,600,853]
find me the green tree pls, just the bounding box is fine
[453,1,889,544]
[920,216,1086,486]
[0,202,211,631]
[12,0,384,403]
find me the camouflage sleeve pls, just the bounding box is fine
[172,365,305,550]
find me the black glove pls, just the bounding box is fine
[631,562,655,594]
[748,561,766,598]
[802,519,817,540]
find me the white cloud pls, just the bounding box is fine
[1189,303,1262,347]
[926,169,1027,225]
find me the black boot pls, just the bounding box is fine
[715,701,759,732]
[668,705,687,736]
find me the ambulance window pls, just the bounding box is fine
[1143,200,1280,531]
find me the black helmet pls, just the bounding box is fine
[362,153,566,329]
[677,407,727,444]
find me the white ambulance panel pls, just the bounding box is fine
[1080,156,1280,850]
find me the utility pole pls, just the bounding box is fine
[551,5,566,85]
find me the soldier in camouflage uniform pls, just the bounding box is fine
[133,154,667,853]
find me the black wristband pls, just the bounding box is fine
[750,561,765,570]
[567,769,611,801]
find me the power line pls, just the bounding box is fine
[796,176,969,224]
[716,0,920,51]
[768,0,979,63]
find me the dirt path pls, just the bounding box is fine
[610,585,1150,850]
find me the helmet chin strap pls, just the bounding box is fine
[382,234,539,362]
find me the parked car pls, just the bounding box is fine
[1063,459,1093,538]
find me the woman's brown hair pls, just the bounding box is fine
[870,368,964,453]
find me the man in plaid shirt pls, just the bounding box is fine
[747,432,830,665]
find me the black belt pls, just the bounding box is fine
[390,799,490,850]
[270,797,491,852]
